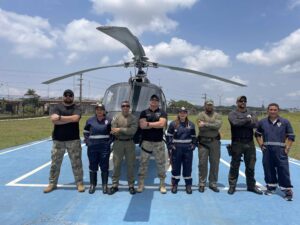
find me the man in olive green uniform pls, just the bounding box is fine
[109,101,138,195]
[197,99,222,193]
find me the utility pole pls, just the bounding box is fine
[202,93,207,104]
[78,74,83,105]
[218,94,222,106]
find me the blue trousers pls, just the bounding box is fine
[87,142,110,172]
[171,144,193,185]
[263,146,292,188]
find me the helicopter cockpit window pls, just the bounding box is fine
[134,85,166,112]
[103,84,131,112]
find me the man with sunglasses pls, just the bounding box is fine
[137,94,168,194]
[44,89,85,193]
[227,95,263,195]
[109,101,138,195]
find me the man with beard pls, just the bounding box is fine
[137,94,168,194]
[109,100,138,195]
[197,100,222,193]
[227,96,263,195]
[44,89,85,193]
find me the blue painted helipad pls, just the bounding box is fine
[0,139,300,225]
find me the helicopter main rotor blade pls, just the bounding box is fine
[97,26,146,61]
[42,64,125,84]
[153,63,246,87]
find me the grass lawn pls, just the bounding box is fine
[0,112,299,159]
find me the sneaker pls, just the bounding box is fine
[284,189,293,201]
[43,184,57,193]
[264,187,276,196]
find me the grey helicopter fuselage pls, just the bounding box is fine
[102,77,167,120]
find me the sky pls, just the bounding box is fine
[0,0,300,108]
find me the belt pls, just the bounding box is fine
[198,136,215,142]
[116,138,133,141]
[232,138,253,143]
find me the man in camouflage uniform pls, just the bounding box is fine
[137,94,168,194]
[44,89,84,193]
[197,99,222,193]
[109,101,138,195]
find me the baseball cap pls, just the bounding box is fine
[237,96,247,102]
[205,99,214,105]
[95,103,105,110]
[63,89,74,96]
[150,94,159,101]
[178,106,188,113]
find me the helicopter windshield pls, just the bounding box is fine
[103,82,166,116]
[103,83,131,112]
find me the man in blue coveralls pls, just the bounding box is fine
[255,103,295,201]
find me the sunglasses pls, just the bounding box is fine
[64,94,73,97]
[121,105,130,108]
[238,100,247,103]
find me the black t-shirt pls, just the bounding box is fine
[52,103,81,141]
[139,108,167,142]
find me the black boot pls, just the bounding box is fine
[101,171,109,194]
[89,171,97,194]
[171,178,178,194]
[186,185,192,194]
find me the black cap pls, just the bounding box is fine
[63,89,74,96]
[150,94,159,101]
[178,106,188,113]
[95,103,105,110]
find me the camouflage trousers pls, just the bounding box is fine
[138,140,166,180]
[48,139,84,185]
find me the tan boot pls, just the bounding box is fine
[77,182,85,192]
[137,180,144,193]
[43,184,57,193]
[159,178,167,194]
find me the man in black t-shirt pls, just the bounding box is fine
[44,89,85,193]
[137,94,168,194]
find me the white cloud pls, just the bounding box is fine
[280,61,300,73]
[236,29,300,71]
[62,18,125,53]
[288,0,300,9]
[90,0,198,35]
[287,90,300,97]
[0,8,56,58]
[66,52,79,65]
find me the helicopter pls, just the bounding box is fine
[42,26,246,118]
